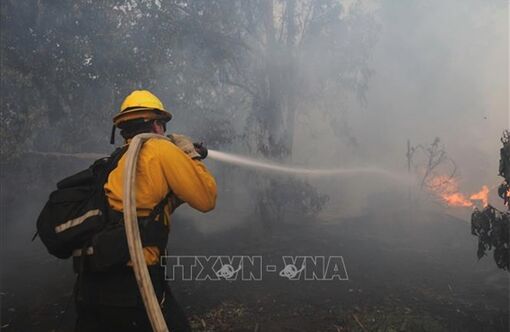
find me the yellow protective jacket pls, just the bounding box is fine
[104,137,217,265]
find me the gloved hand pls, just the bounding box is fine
[167,133,201,159]
[193,142,208,160]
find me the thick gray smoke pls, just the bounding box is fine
[1,2,508,331]
[362,0,508,185]
[286,0,509,220]
[2,0,506,230]
[196,0,508,226]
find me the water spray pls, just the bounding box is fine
[28,148,406,182]
[208,149,406,181]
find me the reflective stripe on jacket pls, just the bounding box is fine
[104,137,217,264]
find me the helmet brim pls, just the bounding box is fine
[113,108,172,126]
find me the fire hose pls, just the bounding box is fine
[123,133,170,332]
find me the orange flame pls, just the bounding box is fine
[442,192,473,207]
[469,185,489,207]
[426,176,490,208]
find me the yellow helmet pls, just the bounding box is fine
[113,90,172,126]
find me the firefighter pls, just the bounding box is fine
[74,90,217,331]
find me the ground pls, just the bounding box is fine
[2,207,507,331]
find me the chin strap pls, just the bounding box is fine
[110,125,116,145]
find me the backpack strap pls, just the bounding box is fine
[139,191,176,252]
[148,191,174,223]
[99,146,129,186]
[147,190,184,230]
[99,146,129,224]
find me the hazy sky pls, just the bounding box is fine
[285,0,509,219]
[350,0,507,190]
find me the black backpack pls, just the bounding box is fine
[36,147,127,259]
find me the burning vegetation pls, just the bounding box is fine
[408,137,490,209]
[426,176,489,208]
[407,133,508,272]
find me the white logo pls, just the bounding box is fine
[216,263,243,279]
[162,255,348,281]
[279,264,306,279]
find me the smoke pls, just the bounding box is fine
[0,1,505,235]
[362,0,507,185]
[1,3,508,330]
[3,0,505,226]
[285,0,508,219]
[0,0,507,237]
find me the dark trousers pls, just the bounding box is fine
[75,286,191,332]
[74,265,191,332]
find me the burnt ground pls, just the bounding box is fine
[1,206,508,332]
